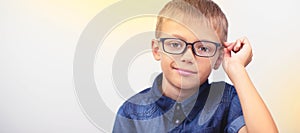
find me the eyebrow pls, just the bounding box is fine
[162,33,217,43]
[169,34,209,42]
[169,34,188,41]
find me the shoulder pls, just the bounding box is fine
[209,81,235,91]
[209,81,238,102]
[117,88,161,120]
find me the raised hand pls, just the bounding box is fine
[222,37,253,74]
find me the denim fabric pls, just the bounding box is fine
[113,73,245,133]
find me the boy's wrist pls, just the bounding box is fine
[224,63,246,80]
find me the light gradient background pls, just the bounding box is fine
[1,0,300,132]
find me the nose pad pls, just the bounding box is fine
[181,46,195,63]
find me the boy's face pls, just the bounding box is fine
[152,19,221,90]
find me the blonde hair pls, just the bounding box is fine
[155,0,228,42]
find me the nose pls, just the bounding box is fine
[180,46,195,64]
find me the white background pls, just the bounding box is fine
[1,0,300,132]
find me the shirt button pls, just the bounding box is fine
[176,105,180,110]
[175,119,180,124]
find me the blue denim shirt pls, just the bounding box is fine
[113,74,245,133]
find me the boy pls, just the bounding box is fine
[113,0,278,132]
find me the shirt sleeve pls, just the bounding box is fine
[225,86,245,133]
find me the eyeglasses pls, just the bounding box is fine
[158,38,221,57]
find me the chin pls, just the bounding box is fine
[174,77,201,90]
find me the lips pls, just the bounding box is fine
[172,67,197,76]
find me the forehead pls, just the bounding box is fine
[159,18,220,42]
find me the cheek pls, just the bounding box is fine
[198,55,219,70]
[195,58,213,75]
[160,54,174,70]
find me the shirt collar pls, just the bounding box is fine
[150,73,210,122]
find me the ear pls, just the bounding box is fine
[152,39,161,61]
[213,48,224,70]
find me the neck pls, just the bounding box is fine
[161,76,199,102]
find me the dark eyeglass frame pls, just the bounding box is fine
[158,38,221,57]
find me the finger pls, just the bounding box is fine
[233,40,242,53]
[223,42,231,47]
[223,42,236,52]
[223,47,231,58]
[240,36,250,45]
[238,36,252,50]
[223,42,235,48]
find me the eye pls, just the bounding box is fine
[170,42,182,48]
[165,40,184,49]
[195,44,210,52]
[195,41,215,54]
[198,46,210,52]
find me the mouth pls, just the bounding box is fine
[172,67,197,76]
